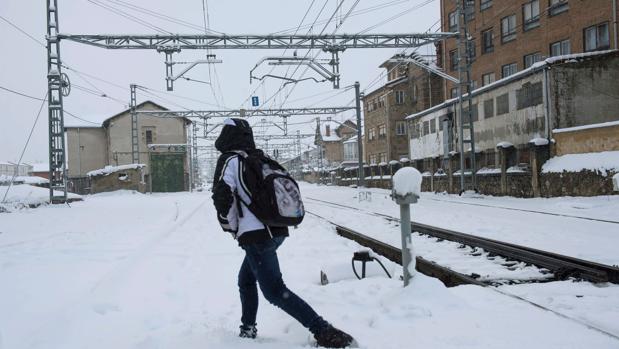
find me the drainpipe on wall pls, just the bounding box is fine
[613,0,618,49]
[542,67,551,140]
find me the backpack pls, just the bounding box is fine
[230,150,305,227]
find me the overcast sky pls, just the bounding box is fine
[0,0,440,164]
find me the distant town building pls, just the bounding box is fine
[0,162,32,177]
[65,101,191,193]
[440,0,619,98]
[314,119,357,169]
[362,57,444,165]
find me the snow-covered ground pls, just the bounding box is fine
[1,189,618,348]
[0,184,81,210]
[301,183,619,266]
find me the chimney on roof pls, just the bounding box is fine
[325,124,331,137]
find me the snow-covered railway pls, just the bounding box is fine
[304,197,619,285]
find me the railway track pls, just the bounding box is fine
[305,196,619,285]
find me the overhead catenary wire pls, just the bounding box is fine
[86,0,172,34]
[2,93,48,204]
[97,0,225,34]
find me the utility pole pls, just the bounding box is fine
[355,81,364,187]
[456,0,477,193]
[46,0,68,204]
[192,123,200,189]
[130,84,139,164]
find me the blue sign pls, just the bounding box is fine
[251,96,259,107]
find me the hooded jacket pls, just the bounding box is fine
[211,118,288,245]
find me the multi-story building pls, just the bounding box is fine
[65,101,192,193]
[314,119,357,168]
[440,0,619,97]
[363,58,444,164]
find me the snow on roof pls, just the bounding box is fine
[529,138,550,146]
[406,50,618,121]
[553,120,619,134]
[0,175,49,185]
[87,164,146,177]
[542,151,619,176]
[320,121,342,142]
[343,135,358,144]
[31,163,49,172]
[497,141,514,149]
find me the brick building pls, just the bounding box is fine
[363,58,444,164]
[440,0,619,97]
[314,119,357,168]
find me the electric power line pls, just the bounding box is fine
[2,93,47,203]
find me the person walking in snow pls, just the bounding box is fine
[211,118,355,348]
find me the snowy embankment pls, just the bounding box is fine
[0,184,81,210]
[0,190,618,348]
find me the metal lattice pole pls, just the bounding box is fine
[456,0,476,193]
[192,123,200,189]
[46,0,68,203]
[130,84,139,164]
[355,82,364,187]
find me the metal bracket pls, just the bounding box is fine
[157,47,222,91]
[249,56,340,89]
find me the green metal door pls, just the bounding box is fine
[150,154,185,192]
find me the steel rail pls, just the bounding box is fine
[304,197,619,283]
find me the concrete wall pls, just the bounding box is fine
[409,72,546,162]
[554,124,619,155]
[66,127,108,177]
[550,56,619,129]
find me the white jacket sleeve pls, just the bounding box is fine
[220,157,239,234]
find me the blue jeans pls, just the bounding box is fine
[239,235,328,333]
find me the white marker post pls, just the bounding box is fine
[391,167,421,287]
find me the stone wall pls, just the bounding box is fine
[90,168,146,194]
[541,170,618,197]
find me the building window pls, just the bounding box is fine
[496,93,510,115]
[482,72,495,86]
[369,154,377,164]
[378,96,385,108]
[550,39,571,56]
[380,153,387,164]
[522,0,540,31]
[524,52,543,68]
[411,84,418,102]
[395,90,405,105]
[467,39,476,62]
[501,62,518,78]
[584,22,610,52]
[448,11,457,32]
[145,130,153,144]
[483,99,494,118]
[481,28,494,54]
[368,128,376,141]
[449,49,458,71]
[480,0,492,10]
[464,0,475,22]
[378,124,387,137]
[396,121,407,136]
[450,87,459,98]
[549,0,569,16]
[501,15,517,43]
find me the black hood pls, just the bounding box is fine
[215,118,256,152]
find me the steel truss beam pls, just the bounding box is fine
[201,133,314,141]
[135,107,356,118]
[57,33,456,51]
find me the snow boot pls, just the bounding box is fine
[313,325,355,348]
[239,324,257,339]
